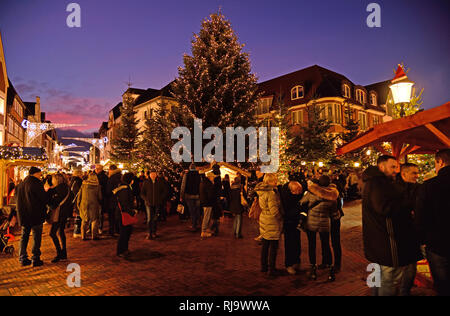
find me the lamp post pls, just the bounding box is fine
[389,64,414,118]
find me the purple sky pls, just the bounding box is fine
[0,0,448,133]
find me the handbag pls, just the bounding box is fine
[46,190,70,224]
[118,201,138,226]
[248,197,262,220]
[240,191,249,208]
[176,204,185,214]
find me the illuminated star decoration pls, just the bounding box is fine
[22,120,87,147]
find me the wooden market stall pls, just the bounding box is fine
[0,146,47,210]
[336,102,450,160]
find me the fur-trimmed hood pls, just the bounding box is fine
[307,182,339,201]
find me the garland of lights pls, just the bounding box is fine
[22,120,86,147]
[0,146,47,161]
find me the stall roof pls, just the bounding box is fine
[336,102,450,159]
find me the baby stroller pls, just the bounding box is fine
[0,211,16,255]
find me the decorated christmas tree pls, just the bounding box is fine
[110,88,141,168]
[172,11,259,131]
[288,99,335,166]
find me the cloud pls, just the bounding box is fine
[12,78,113,132]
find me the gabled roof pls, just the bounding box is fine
[111,102,122,120]
[364,80,391,105]
[257,65,387,113]
[133,81,176,106]
[6,79,19,106]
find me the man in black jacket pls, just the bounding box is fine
[416,149,450,296]
[141,171,168,239]
[107,165,123,237]
[16,167,49,267]
[95,164,108,234]
[180,164,201,232]
[362,155,421,296]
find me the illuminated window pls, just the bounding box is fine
[292,110,303,124]
[356,89,366,104]
[0,97,4,115]
[373,116,380,126]
[358,112,367,130]
[370,93,377,106]
[291,86,304,100]
[257,98,271,115]
[343,84,351,98]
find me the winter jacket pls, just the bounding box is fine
[279,183,304,225]
[16,176,49,227]
[96,171,108,200]
[229,183,245,215]
[181,170,201,199]
[141,177,168,207]
[113,184,135,216]
[256,183,284,241]
[300,183,339,233]
[48,183,73,221]
[77,179,102,222]
[200,177,216,208]
[415,165,450,258]
[362,166,421,267]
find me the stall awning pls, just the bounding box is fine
[336,102,450,160]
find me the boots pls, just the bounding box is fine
[309,264,317,281]
[328,265,336,282]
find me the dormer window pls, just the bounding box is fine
[291,86,304,100]
[370,92,377,106]
[343,84,351,98]
[356,89,366,104]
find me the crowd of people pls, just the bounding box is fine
[8,148,450,296]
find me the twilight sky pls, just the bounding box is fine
[0,0,448,134]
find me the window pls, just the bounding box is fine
[373,116,381,126]
[370,93,377,106]
[318,103,343,124]
[0,97,4,115]
[356,89,366,104]
[0,131,3,146]
[343,84,351,98]
[257,98,271,115]
[334,104,342,124]
[292,110,303,124]
[291,86,304,100]
[358,112,367,130]
[8,118,13,134]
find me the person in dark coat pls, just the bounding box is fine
[141,171,168,239]
[95,164,109,234]
[279,179,304,275]
[107,165,122,237]
[222,174,231,211]
[157,173,170,222]
[16,167,49,267]
[210,167,223,236]
[362,155,421,296]
[48,173,73,263]
[70,169,83,237]
[229,176,245,239]
[180,164,201,232]
[415,149,450,296]
[114,173,137,258]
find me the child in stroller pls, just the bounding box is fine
[0,210,16,255]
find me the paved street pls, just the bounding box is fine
[0,200,435,296]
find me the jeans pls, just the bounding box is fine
[202,207,212,233]
[261,238,279,272]
[19,224,43,262]
[306,230,332,265]
[186,198,201,230]
[117,222,133,255]
[427,249,450,296]
[145,205,159,235]
[330,219,342,268]
[284,222,301,267]
[373,264,417,296]
[232,214,243,237]
[49,218,67,255]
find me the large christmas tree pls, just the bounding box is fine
[172,11,259,130]
[110,89,141,168]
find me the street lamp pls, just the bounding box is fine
[389,65,414,118]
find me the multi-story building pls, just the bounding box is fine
[6,80,26,146]
[256,65,392,137]
[0,32,8,146]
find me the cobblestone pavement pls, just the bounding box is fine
[0,200,435,296]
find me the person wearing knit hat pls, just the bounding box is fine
[15,165,49,267]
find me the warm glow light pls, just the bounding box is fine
[118,163,124,169]
[366,150,371,156]
[389,81,414,104]
[318,162,324,167]
[301,161,306,166]
[354,162,361,168]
